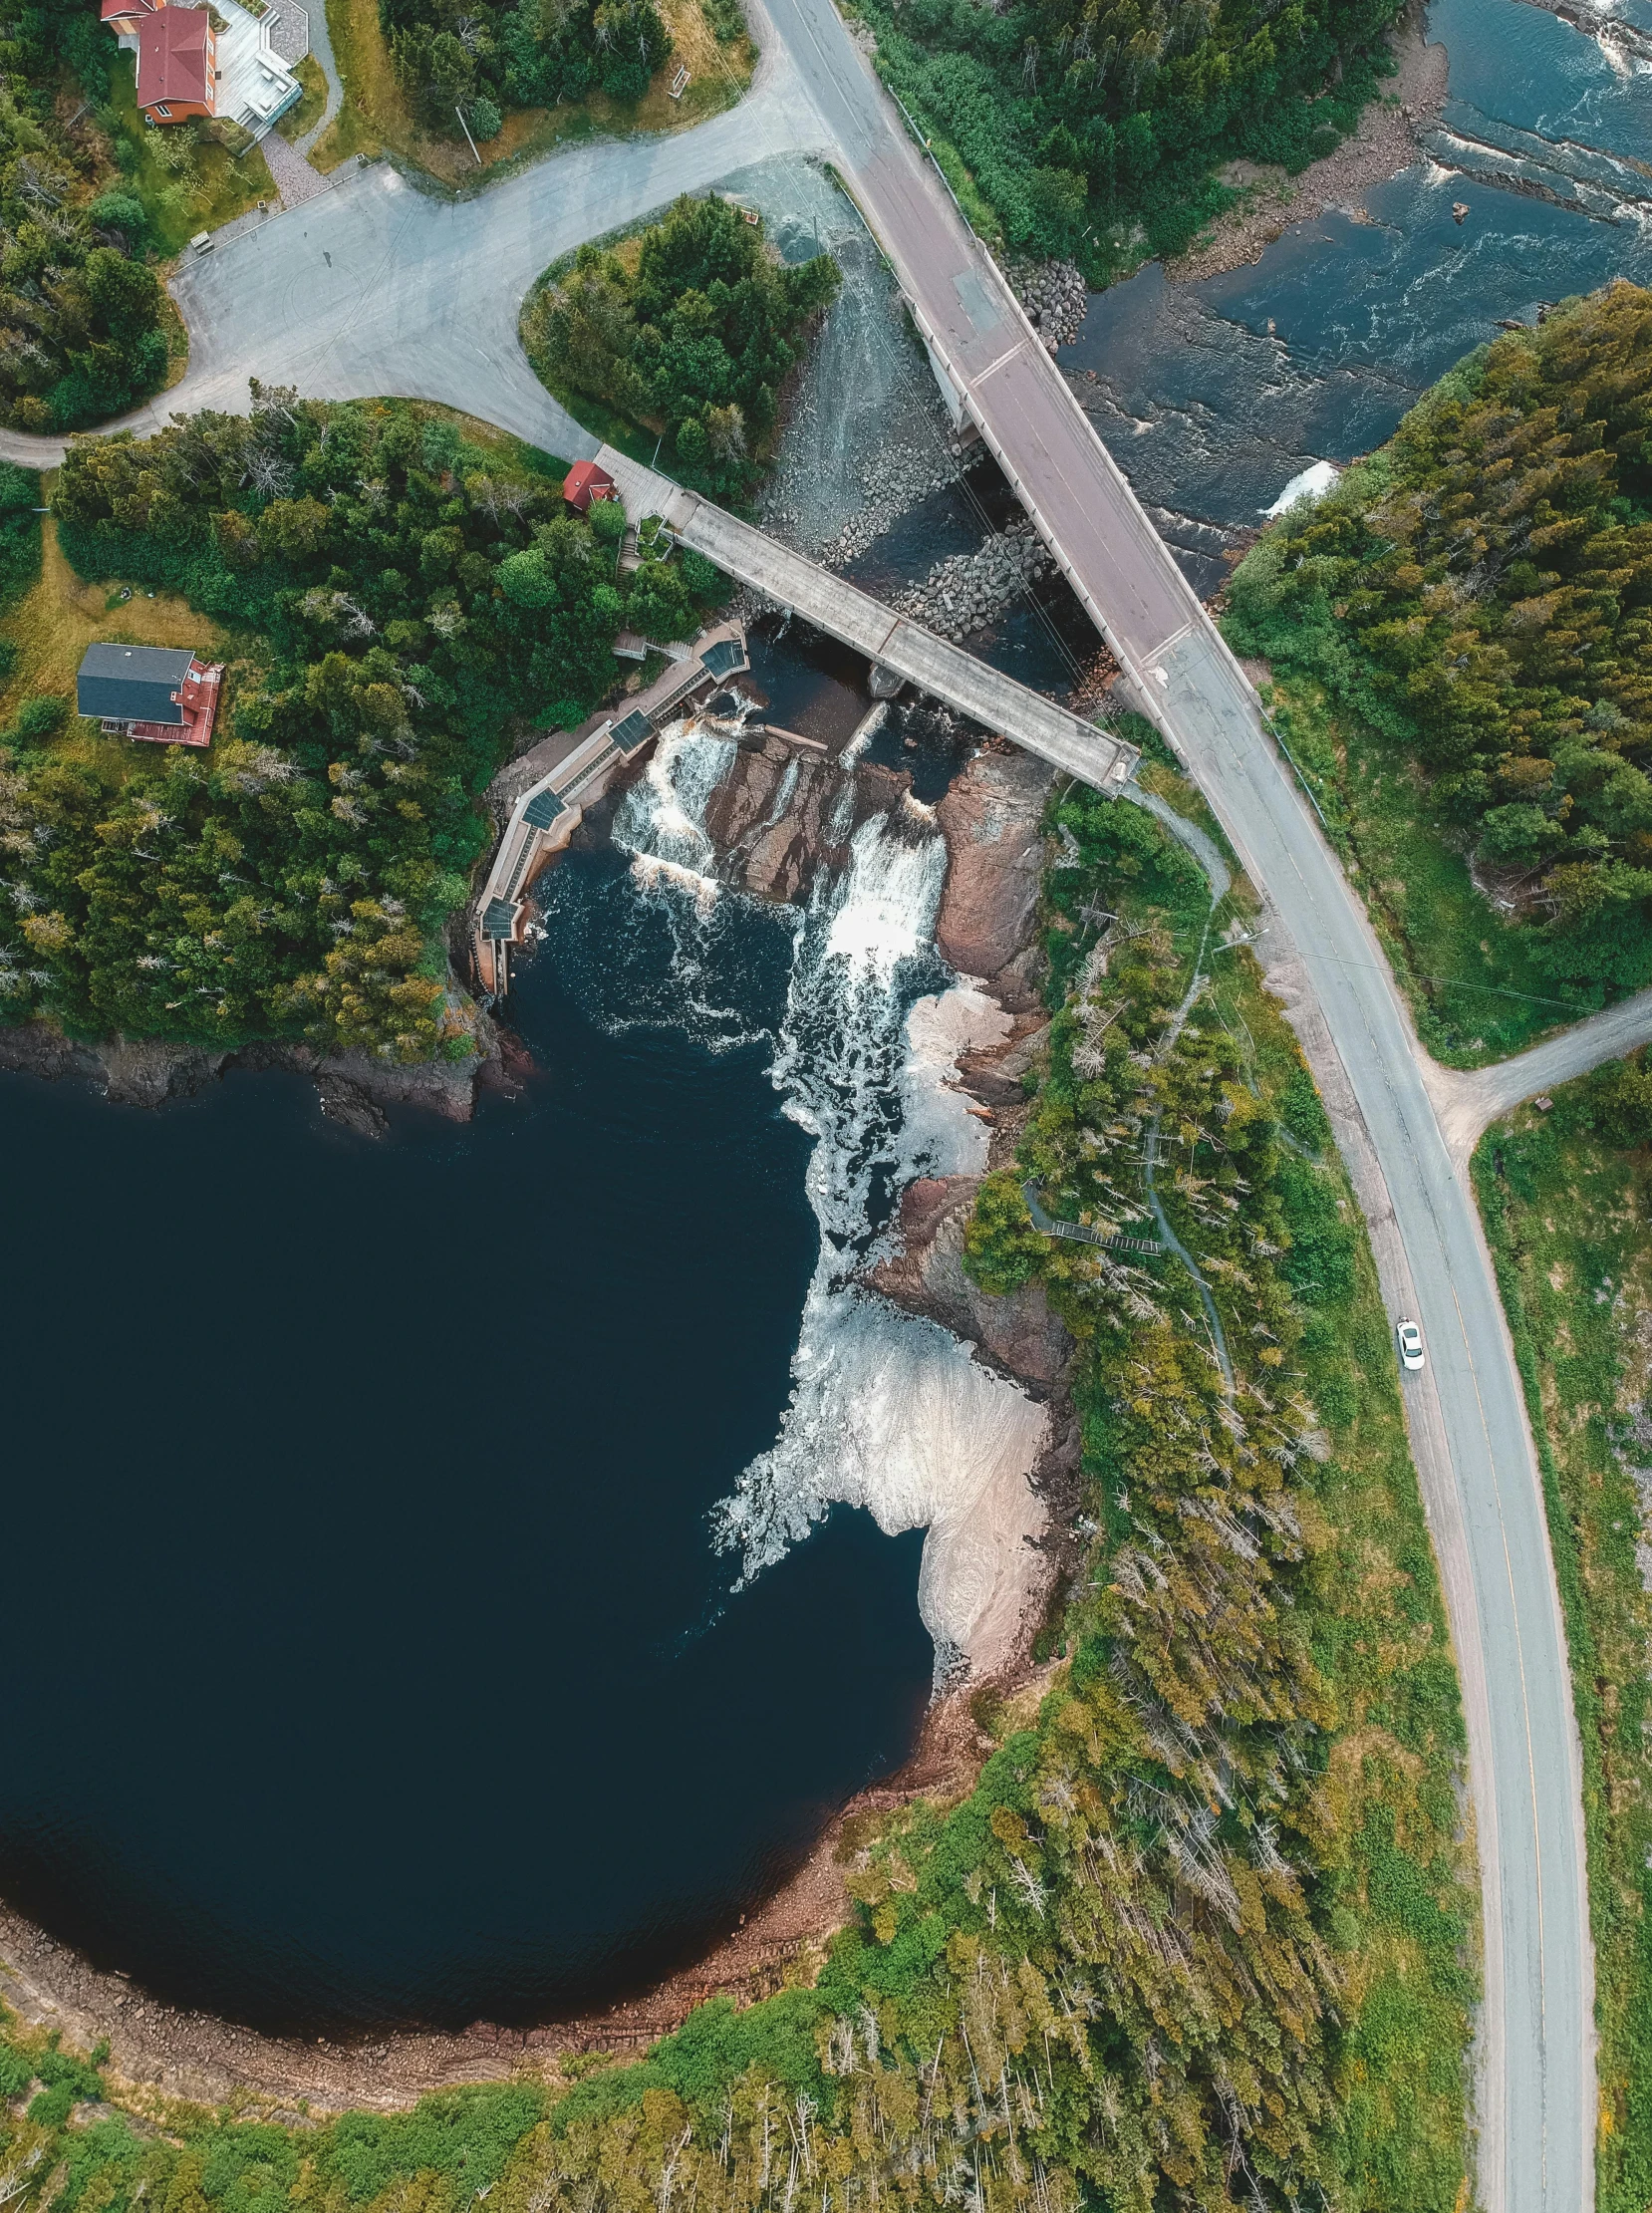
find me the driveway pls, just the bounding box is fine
[0,0,829,471]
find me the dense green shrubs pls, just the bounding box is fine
[858,0,1405,268]
[959,784,1472,2204]
[0,0,169,433]
[525,195,840,502]
[1,397,708,1056]
[1226,283,1652,991]
[382,0,696,137]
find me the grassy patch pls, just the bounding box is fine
[105,54,274,251]
[157,292,191,391]
[1243,982,1476,2201]
[0,511,232,782]
[921,128,1000,245]
[1474,1092,1652,2212]
[309,0,749,185]
[274,50,331,140]
[1254,665,1591,1064]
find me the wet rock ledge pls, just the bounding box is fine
[0,1021,496,1134]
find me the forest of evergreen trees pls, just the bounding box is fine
[0,0,170,431]
[856,0,1407,267]
[0,396,713,1055]
[524,196,840,503]
[1227,282,1652,991]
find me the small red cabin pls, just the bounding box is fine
[563,460,617,514]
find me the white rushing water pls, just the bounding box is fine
[1260,459,1341,517]
[614,730,1048,1679]
[614,725,739,914]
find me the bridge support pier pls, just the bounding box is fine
[923,334,968,430]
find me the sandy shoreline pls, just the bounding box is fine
[0,1645,1056,2115]
[1163,0,1451,287]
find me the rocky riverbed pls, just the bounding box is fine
[889,517,1056,642]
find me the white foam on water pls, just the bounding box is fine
[1261,458,1341,516]
[712,814,1048,1677]
[612,747,1049,1673]
[614,724,737,899]
[899,982,1013,1184]
[605,722,779,1048]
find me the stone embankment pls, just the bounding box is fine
[0,1021,496,1133]
[764,441,956,568]
[1003,258,1088,350]
[891,519,1054,642]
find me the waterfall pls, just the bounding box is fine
[711,812,1048,1682]
[613,724,739,911]
[601,729,1050,1679]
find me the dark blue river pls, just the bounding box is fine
[0,845,932,2034]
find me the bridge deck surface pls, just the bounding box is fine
[598,448,1137,792]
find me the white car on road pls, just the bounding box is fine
[1396,1317,1426,1372]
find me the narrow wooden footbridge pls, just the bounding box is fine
[597,448,1139,796]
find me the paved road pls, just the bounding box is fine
[1428,987,1652,1169]
[0,4,830,472]
[755,0,1597,2203]
[292,0,343,160]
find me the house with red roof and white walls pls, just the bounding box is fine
[100,0,304,136]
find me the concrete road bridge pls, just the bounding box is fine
[0,0,1611,2197]
[597,448,1136,793]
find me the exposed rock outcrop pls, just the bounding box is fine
[701,737,913,903]
[0,1020,494,1127]
[872,1174,1071,1386]
[935,745,1053,1002]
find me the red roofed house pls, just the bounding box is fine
[101,0,161,40]
[563,460,617,514]
[136,1,216,122]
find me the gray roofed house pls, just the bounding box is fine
[699,638,746,680]
[77,644,195,726]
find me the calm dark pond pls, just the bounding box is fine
[0,841,932,2036]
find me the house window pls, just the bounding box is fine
[154,100,171,115]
